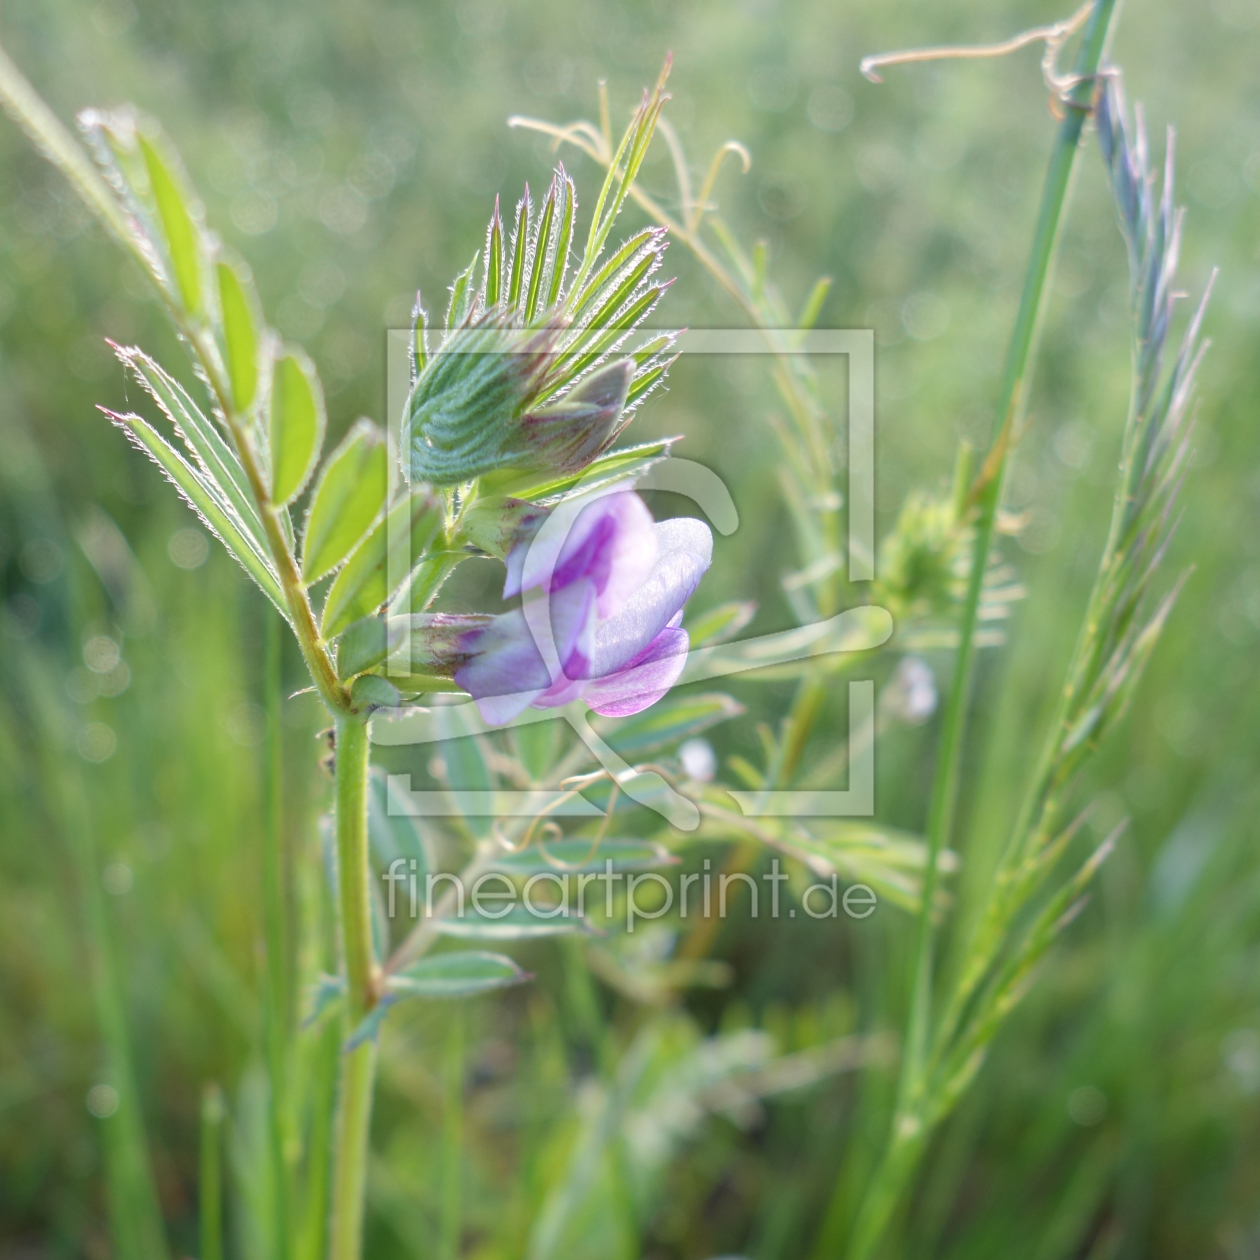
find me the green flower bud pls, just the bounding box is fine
[505,358,633,473]
[404,316,562,486]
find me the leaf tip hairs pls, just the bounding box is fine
[405,64,679,488]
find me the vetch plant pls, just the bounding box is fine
[0,48,709,1260]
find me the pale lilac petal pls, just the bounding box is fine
[504,491,655,615]
[588,517,712,678]
[554,492,656,616]
[454,610,550,723]
[456,581,598,724]
[585,626,690,717]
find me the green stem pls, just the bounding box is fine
[833,2,1123,1256]
[329,716,378,1260]
[262,611,292,1259]
[901,0,1120,1108]
[438,1008,465,1260]
[200,1084,226,1260]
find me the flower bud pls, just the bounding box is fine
[404,316,563,486]
[506,359,633,473]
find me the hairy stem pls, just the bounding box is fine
[329,717,378,1260]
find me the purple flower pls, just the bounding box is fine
[455,490,712,725]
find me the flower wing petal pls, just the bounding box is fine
[589,517,712,678]
[585,626,690,718]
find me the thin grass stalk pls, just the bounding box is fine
[12,641,172,1260]
[439,1009,465,1260]
[200,1084,226,1260]
[830,2,1123,1255]
[262,610,292,1258]
[75,784,172,1260]
[329,716,377,1260]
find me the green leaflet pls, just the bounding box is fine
[320,489,442,638]
[436,905,589,941]
[411,298,428,378]
[116,346,269,560]
[301,419,389,584]
[507,191,529,312]
[392,950,527,996]
[388,550,469,616]
[484,199,504,308]
[445,250,481,330]
[215,261,258,412]
[345,951,528,1049]
[105,409,287,617]
[269,351,326,506]
[594,692,745,757]
[137,132,202,314]
[487,839,676,876]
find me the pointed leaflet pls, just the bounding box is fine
[216,260,258,412]
[137,132,203,314]
[508,187,531,314]
[577,57,670,285]
[321,488,443,638]
[546,166,576,310]
[484,196,504,309]
[269,350,326,506]
[524,177,556,323]
[391,950,527,996]
[113,345,269,558]
[475,437,676,503]
[345,952,528,1049]
[104,409,287,617]
[437,906,589,940]
[301,419,389,583]
[445,250,481,331]
[411,294,429,380]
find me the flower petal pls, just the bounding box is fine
[589,517,712,678]
[505,491,655,617]
[454,610,549,724]
[455,581,598,724]
[584,626,690,717]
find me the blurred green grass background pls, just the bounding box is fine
[1,0,1259,1255]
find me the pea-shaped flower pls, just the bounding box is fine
[455,491,711,724]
